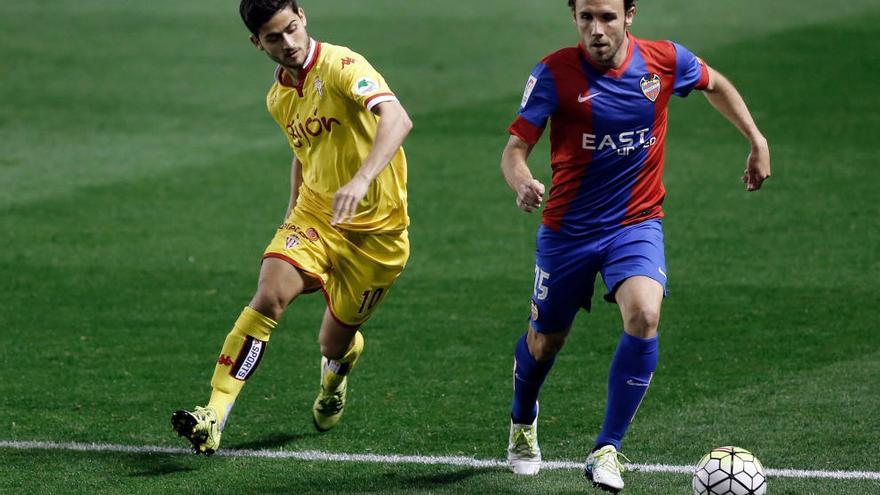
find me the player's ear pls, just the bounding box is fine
[624,6,635,28]
[249,34,262,51]
[298,8,307,27]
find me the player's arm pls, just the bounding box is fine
[331,100,413,225]
[501,135,545,213]
[702,66,771,191]
[284,155,303,220]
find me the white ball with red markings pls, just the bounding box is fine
[692,446,767,495]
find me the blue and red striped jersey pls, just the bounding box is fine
[509,33,709,236]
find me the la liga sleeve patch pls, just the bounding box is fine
[521,75,538,108]
[353,77,380,96]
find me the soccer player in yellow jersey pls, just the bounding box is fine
[171,0,413,455]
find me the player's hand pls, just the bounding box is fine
[332,174,370,225]
[516,179,545,213]
[742,137,771,191]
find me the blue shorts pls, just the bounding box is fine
[529,219,668,334]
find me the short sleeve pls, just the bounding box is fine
[508,63,558,144]
[672,43,710,97]
[332,49,397,111]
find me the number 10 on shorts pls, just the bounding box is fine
[357,288,385,314]
[533,266,550,301]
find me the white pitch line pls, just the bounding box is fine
[1,440,878,481]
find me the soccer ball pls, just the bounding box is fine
[692,446,767,495]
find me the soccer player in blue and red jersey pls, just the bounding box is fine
[501,0,771,491]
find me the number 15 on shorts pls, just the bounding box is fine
[533,265,550,301]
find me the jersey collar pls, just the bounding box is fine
[579,32,635,78]
[275,38,321,95]
[301,37,319,71]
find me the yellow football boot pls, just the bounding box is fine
[171,406,222,456]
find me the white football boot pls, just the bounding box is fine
[584,444,628,492]
[507,416,541,475]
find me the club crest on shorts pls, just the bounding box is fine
[285,235,300,249]
[306,228,320,242]
[530,301,539,321]
[640,73,661,102]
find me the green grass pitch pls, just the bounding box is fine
[1,1,879,493]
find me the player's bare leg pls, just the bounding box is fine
[249,257,319,321]
[526,327,570,360]
[312,309,363,431]
[586,276,662,492]
[615,276,663,340]
[172,258,317,455]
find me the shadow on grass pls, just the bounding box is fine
[260,467,500,494]
[127,455,197,477]
[226,431,320,450]
[123,432,317,478]
[392,467,496,488]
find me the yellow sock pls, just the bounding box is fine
[322,331,364,389]
[207,306,276,428]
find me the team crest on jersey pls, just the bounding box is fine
[640,73,661,102]
[285,235,300,249]
[353,77,379,96]
[314,76,324,97]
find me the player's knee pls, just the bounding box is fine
[625,305,660,337]
[319,343,347,361]
[528,331,567,361]
[318,336,350,360]
[249,288,290,321]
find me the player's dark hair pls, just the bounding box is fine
[240,0,300,36]
[568,0,636,12]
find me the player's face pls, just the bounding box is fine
[251,7,310,69]
[573,0,634,67]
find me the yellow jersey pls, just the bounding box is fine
[266,39,408,232]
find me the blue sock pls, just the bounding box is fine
[511,333,555,425]
[594,332,659,451]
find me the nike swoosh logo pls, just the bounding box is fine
[577,91,602,103]
[626,379,651,387]
[658,267,667,278]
